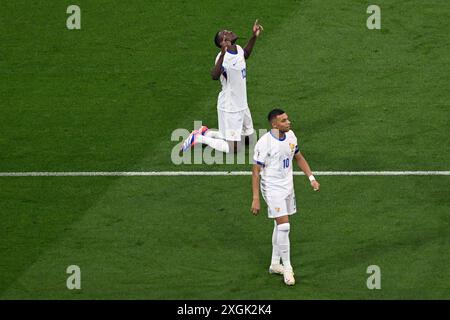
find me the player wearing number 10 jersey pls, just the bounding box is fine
[251,109,320,286]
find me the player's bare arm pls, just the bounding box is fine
[211,35,230,80]
[251,163,262,215]
[295,152,320,191]
[244,19,263,59]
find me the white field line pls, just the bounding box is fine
[0,171,449,177]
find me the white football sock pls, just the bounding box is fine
[204,130,221,139]
[277,223,292,270]
[271,221,281,265]
[196,135,229,153]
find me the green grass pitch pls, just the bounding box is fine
[0,0,449,299]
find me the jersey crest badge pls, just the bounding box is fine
[289,143,295,152]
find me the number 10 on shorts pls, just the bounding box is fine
[283,158,290,168]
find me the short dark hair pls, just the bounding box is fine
[214,31,222,48]
[268,108,285,122]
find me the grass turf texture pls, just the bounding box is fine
[1,176,448,299]
[0,0,449,299]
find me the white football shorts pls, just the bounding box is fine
[217,107,254,141]
[263,191,297,218]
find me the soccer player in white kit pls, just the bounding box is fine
[180,20,263,153]
[251,109,320,286]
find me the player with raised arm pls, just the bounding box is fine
[251,109,320,286]
[181,20,263,153]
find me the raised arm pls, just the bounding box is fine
[251,163,262,214]
[211,52,225,80]
[294,152,320,191]
[211,36,229,80]
[244,19,263,59]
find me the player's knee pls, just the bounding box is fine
[275,215,289,225]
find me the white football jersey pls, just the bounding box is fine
[215,45,248,112]
[253,130,299,197]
